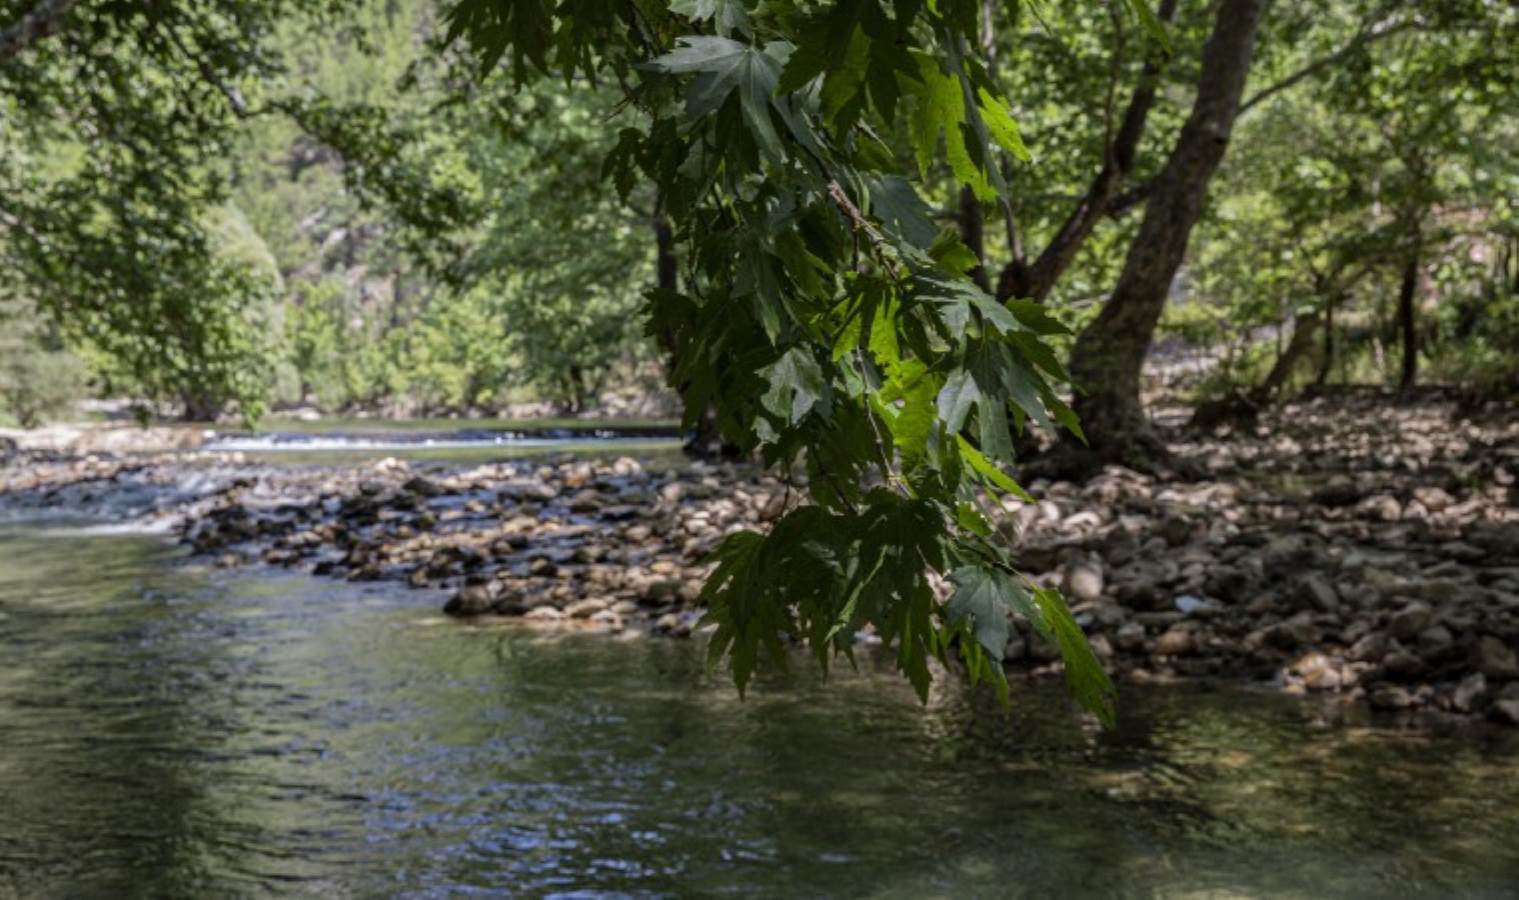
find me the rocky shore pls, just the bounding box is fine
[2,394,1516,727]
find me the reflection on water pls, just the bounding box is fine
[1,528,1517,897]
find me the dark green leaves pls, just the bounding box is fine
[948,565,1018,662]
[442,0,1109,726]
[1033,588,1117,727]
[760,346,828,424]
[643,37,792,163]
[950,566,1117,725]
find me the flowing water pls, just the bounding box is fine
[201,419,683,466]
[2,527,1519,897]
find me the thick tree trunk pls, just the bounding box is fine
[1398,255,1418,394]
[1059,0,1271,469]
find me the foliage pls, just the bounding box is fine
[0,302,86,427]
[461,80,656,411]
[0,0,477,418]
[1174,0,1519,397]
[442,0,1126,720]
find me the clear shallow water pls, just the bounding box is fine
[2,528,1518,898]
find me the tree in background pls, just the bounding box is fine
[0,299,85,427]
[0,0,476,420]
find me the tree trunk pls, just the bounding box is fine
[1316,292,1336,387]
[958,186,990,292]
[1060,0,1271,468]
[995,0,1178,303]
[655,214,732,457]
[1256,312,1321,400]
[1398,254,1418,394]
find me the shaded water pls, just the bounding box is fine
[2,527,1518,897]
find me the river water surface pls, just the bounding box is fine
[3,524,1519,897]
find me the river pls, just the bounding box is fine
[2,468,1519,894]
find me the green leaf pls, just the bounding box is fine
[976,87,1031,162]
[908,54,993,200]
[760,347,828,425]
[959,437,1034,502]
[644,37,788,164]
[1007,299,1069,335]
[1033,587,1118,727]
[948,565,1013,662]
[1125,0,1173,55]
[671,0,752,37]
[865,175,938,248]
[936,367,978,433]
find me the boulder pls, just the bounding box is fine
[1415,625,1455,657]
[1116,621,1146,650]
[1369,685,1416,710]
[1153,626,1194,657]
[1294,574,1340,614]
[402,475,444,498]
[1412,486,1454,512]
[565,597,610,618]
[1387,601,1433,641]
[1063,559,1105,603]
[1291,651,1342,691]
[1270,614,1322,650]
[444,582,497,616]
[1472,635,1519,680]
[1347,631,1390,664]
[1452,672,1487,713]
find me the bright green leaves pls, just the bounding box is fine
[776,0,918,125]
[977,87,1032,163]
[907,55,1034,200]
[909,54,991,199]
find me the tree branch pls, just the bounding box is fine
[1239,17,1418,117]
[0,0,78,63]
[996,0,1177,301]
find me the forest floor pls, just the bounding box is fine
[2,392,1516,728]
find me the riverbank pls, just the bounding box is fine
[2,395,1516,727]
